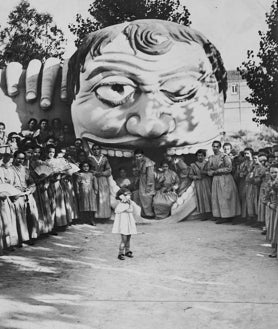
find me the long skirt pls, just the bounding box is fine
[39,188,53,233]
[95,176,111,219]
[26,194,39,239]
[33,187,48,234]
[240,182,258,218]
[153,190,178,219]
[265,206,271,238]
[0,199,18,247]
[132,190,141,207]
[48,181,68,227]
[266,206,278,246]
[77,185,97,212]
[194,177,212,214]
[138,180,155,218]
[257,184,266,223]
[62,178,79,223]
[14,196,30,242]
[211,174,241,218]
[0,215,3,254]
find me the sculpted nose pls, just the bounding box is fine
[126,115,171,138]
[126,95,175,138]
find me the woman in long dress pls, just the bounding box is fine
[10,151,39,244]
[257,154,269,233]
[263,164,278,258]
[0,153,18,248]
[153,160,179,219]
[134,149,155,218]
[238,148,258,224]
[207,140,241,223]
[88,144,112,219]
[189,149,212,220]
[44,146,68,229]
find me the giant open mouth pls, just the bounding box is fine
[82,134,220,223]
[82,135,221,157]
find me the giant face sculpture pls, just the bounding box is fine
[0,19,227,221]
[68,19,227,156]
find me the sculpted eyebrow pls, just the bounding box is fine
[86,67,112,81]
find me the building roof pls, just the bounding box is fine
[227,70,243,81]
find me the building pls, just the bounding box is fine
[224,70,260,132]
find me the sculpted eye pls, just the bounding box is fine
[160,77,202,103]
[95,84,136,106]
[161,86,199,103]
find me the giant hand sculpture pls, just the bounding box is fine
[0,19,227,221]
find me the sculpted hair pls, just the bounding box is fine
[67,19,227,103]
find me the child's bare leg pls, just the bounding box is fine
[125,235,131,253]
[125,235,133,257]
[118,234,127,259]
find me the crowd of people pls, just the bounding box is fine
[1,118,278,260]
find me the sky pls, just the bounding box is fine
[0,0,274,69]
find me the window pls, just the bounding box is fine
[231,84,238,94]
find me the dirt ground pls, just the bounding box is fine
[0,218,278,329]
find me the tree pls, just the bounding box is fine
[238,0,278,126]
[0,0,66,68]
[69,0,191,47]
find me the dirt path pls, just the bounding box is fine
[1,219,278,329]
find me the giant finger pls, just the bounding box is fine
[40,57,61,110]
[60,58,69,101]
[6,62,23,97]
[25,59,42,102]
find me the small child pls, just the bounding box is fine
[112,187,137,260]
[76,161,98,226]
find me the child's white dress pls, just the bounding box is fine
[112,201,137,235]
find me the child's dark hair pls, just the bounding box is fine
[79,160,91,170]
[116,187,131,200]
[270,163,278,170]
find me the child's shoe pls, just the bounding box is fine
[118,254,125,260]
[125,251,134,258]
